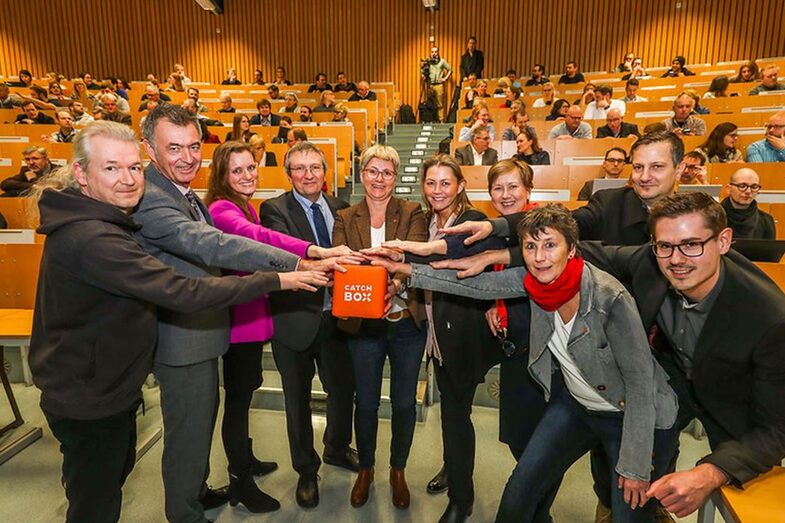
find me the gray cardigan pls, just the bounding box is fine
[411,261,678,481]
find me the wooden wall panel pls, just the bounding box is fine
[0,0,783,109]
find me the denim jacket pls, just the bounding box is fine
[410,261,678,481]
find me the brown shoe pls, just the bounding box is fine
[390,468,410,509]
[350,467,374,508]
[594,500,612,523]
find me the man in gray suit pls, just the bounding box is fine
[454,125,499,166]
[134,105,340,522]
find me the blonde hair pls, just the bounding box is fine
[360,144,400,172]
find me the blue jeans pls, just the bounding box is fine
[495,373,677,523]
[348,317,426,469]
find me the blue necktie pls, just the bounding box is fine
[311,202,331,247]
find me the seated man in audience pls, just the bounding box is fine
[547,105,593,140]
[596,108,640,138]
[454,125,498,165]
[69,100,94,125]
[222,67,242,85]
[250,99,281,126]
[583,85,626,119]
[268,84,282,100]
[187,87,209,113]
[80,72,101,90]
[15,101,55,124]
[745,111,785,162]
[174,63,191,83]
[141,83,172,102]
[722,167,775,239]
[678,151,708,185]
[138,85,166,111]
[99,94,132,126]
[274,66,292,86]
[182,99,222,127]
[501,111,536,141]
[95,81,130,113]
[577,147,628,200]
[218,93,236,113]
[314,90,336,112]
[0,146,53,196]
[621,78,648,103]
[333,72,357,93]
[308,73,332,93]
[42,111,78,143]
[251,68,265,85]
[287,128,309,148]
[558,61,585,84]
[748,65,785,95]
[662,93,707,136]
[348,81,377,101]
[661,55,695,77]
[525,64,547,86]
[299,105,314,122]
[0,83,23,108]
[25,85,57,111]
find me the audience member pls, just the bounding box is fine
[745,111,785,162]
[749,65,785,95]
[15,101,55,124]
[0,83,23,108]
[621,58,649,80]
[721,168,775,239]
[545,99,570,121]
[222,67,242,85]
[455,125,498,165]
[251,68,265,86]
[174,63,191,83]
[695,122,743,163]
[464,79,489,108]
[0,146,52,196]
[730,61,759,83]
[334,72,358,93]
[9,68,34,88]
[348,81,377,101]
[250,99,281,126]
[166,73,185,92]
[577,147,628,200]
[615,52,635,72]
[332,103,350,122]
[248,134,277,167]
[427,46,453,122]
[42,111,78,143]
[460,36,485,80]
[662,93,707,136]
[525,64,548,86]
[99,94,133,126]
[287,128,309,148]
[596,108,640,138]
[661,55,695,77]
[187,87,209,113]
[47,82,68,106]
[621,78,648,103]
[703,75,730,98]
[281,93,299,113]
[299,105,313,122]
[138,85,165,111]
[532,82,556,107]
[678,151,708,185]
[499,86,522,109]
[268,84,281,100]
[308,73,332,93]
[314,90,336,112]
[583,85,626,119]
[27,85,58,111]
[274,66,293,86]
[512,128,550,165]
[226,114,255,143]
[548,105,592,140]
[69,100,94,125]
[502,111,535,141]
[458,106,496,141]
[558,61,585,84]
[218,93,236,113]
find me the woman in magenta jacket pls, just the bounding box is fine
[205,140,352,513]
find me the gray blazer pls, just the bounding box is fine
[454,145,499,166]
[410,261,677,481]
[133,165,301,366]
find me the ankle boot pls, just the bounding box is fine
[390,468,410,509]
[247,438,278,476]
[350,467,374,508]
[228,470,280,513]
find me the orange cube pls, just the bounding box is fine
[332,265,389,319]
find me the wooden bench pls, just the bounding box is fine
[698,466,785,523]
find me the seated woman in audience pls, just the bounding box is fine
[576,82,596,110]
[205,141,350,513]
[465,79,489,108]
[513,129,550,165]
[703,75,730,98]
[281,93,299,113]
[695,122,744,163]
[532,82,556,107]
[621,58,649,80]
[545,99,570,121]
[500,86,522,108]
[70,79,90,103]
[615,52,635,73]
[332,145,427,511]
[222,67,242,85]
[225,114,255,143]
[375,204,679,523]
[166,73,185,92]
[332,103,349,122]
[730,60,759,83]
[494,77,511,95]
[248,134,277,166]
[459,105,496,141]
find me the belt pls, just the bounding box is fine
[385,309,411,323]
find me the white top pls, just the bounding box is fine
[547,311,619,412]
[532,98,549,108]
[471,145,484,166]
[583,99,626,120]
[372,223,405,313]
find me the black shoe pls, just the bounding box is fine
[323,447,360,472]
[439,502,473,523]
[427,465,448,495]
[199,485,230,510]
[296,475,320,509]
[228,472,280,514]
[248,438,278,477]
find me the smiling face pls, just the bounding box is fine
[522,227,575,284]
[490,171,529,215]
[362,157,397,202]
[23,103,39,119]
[653,213,730,301]
[423,165,464,217]
[516,133,532,154]
[287,150,326,202]
[226,150,258,200]
[471,130,491,153]
[144,120,202,187]
[630,141,677,204]
[74,136,144,213]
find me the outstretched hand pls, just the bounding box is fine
[429,250,501,278]
[361,246,404,262]
[382,238,446,257]
[278,271,330,292]
[438,220,493,245]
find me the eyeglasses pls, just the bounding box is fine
[729,182,762,192]
[765,124,785,130]
[604,158,625,164]
[363,167,396,180]
[290,165,324,175]
[651,234,717,258]
[683,163,703,171]
[495,329,517,358]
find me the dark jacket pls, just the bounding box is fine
[29,188,280,420]
[455,145,499,166]
[15,112,55,124]
[259,191,349,350]
[721,198,776,240]
[261,151,277,167]
[348,91,377,102]
[249,113,281,126]
[513,150,550,166]
[0,167,48,197]
[460,50,485,79]
[596,122,641,139]
[580,242,785,485]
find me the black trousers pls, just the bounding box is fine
[222,341,264,476]
[271,313,355,477]
[435,364,480,507]
[46,407,138,523]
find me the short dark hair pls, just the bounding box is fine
[534,64,545,73]
[517,204,580,252]
[268,84,279,94]
[256,98,271,109]
[629,131,684,167]
[467,36,477,42]
[596,85,613,97]
[290,128,308,141]
[684,150,707,165]
[141,103,201,144]
[316,72,327,81]
[604,147,628,161]
[648,192,727,237]
[506,69,517,76]
[626,78,640,87]
[567,60,578,68]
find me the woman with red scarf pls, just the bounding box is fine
[373,205,679,523]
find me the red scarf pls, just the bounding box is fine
[523,256,584,312]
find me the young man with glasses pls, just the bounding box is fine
[678,151,708,185]
[746,111,785,162]
[577,147,629,200]
[721,167,776,239]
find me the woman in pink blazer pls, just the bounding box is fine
[206,141,349,513]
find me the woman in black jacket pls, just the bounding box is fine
[28,121,327,523]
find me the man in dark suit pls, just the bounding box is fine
[15,101,55,124]
[134,105,334,522]
[581,192,785,518]
[249,99,281,126]
[259,142,358,509]
[595,108,641,138]
[454,125,498,166]
[459,36,484,80]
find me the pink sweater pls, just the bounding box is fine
[208,199,311,343]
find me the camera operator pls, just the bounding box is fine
[424,46,452,123]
